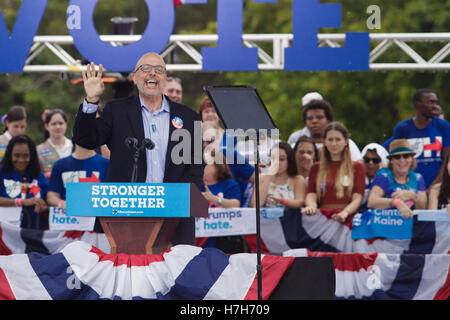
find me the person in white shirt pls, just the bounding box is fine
[36,109,73,179]
[0,105,27,162]
[287,92,362,162]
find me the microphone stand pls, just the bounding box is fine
[131,147,140,183]
[128,138,155,183]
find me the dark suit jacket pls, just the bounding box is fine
[73,94,204,245]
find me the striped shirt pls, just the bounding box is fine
[82,95,170,183]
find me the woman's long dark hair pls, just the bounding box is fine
[3,105,27,133]
[438,151,450,205]
[43,109,68,140]
[1,135,41,179]
[273,141,298,177]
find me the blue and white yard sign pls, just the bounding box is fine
[49,207,95,231]
[66,183,191,218]
[195,208,256,237]
[352,209,414,240]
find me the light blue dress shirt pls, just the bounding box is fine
[82,96,170,183]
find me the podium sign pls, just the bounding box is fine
[65,182,208,254]
[66,182,200,218]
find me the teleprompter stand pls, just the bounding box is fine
[204,85,278,301]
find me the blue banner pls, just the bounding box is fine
[351,209,414,240]
[66,183,191,218]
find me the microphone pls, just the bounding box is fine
[127,138,156,183]
[141,138,155,150]
[124,137,138,150]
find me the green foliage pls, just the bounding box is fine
[0,0,448,150]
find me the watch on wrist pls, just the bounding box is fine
[217,197,222,205]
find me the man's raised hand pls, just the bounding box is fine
[82,62,104,103]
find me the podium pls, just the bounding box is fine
[66,182,209,254]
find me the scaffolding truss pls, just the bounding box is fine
[22,33,450,74]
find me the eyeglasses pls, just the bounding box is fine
[135,64,166,75]
[363,157,381,164]
[390,154,413,160]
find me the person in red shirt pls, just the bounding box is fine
[301,122,365,225]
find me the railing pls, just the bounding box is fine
[23,33,450,74]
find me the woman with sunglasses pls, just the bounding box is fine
[359,143,389,212]
[368,139,427,219]
[428,152,450,214]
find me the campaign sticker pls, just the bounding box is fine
[171,116,184,129]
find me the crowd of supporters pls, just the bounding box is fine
[0,86,448,254]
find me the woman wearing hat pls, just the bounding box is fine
[368,139,427,219]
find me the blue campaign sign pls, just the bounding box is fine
[66,182,191,218]
[0,0,48,73]
[351,209,414,240]
[0,0,369,73]
[285,0,369,71]
[68,0,175,72]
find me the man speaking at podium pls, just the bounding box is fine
[73,52,204,245]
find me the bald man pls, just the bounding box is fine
[73,52,204,244]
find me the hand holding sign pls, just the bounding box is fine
[82,62,104,103]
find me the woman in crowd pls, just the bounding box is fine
[201,152,242,209]
[199,96,220,126]
[301,122,365,224]
[245,142,304,253]
[202,121,255,207]
[198,151,243,252]
[0,105,27,162]
[199,96,238,151]
[294,135,318,185]
[251,142,305,209]
[37,109,73,179]
[359,142,389,212]
[428,152,450,214]
[367,139,427,218]
[0,135,49,229]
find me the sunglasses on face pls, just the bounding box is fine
[363,157,381,164]
[135,64,166,74]
[391,154,413,160]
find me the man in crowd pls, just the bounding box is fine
[384,88,450,188]
[287,92,362,161]
[164,76,183,104]
[73,52,204,245]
